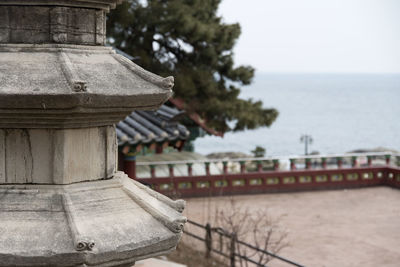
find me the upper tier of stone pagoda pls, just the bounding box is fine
[0,1,174,128]
[0,0,124,11]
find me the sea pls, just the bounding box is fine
[194,73,400,156]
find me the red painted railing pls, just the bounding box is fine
[127,153,400,198]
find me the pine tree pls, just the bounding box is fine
[107,0,278,133]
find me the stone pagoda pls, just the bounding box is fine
[0,1,186,266]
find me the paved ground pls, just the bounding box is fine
[136,258,186,267]
[182,186,400,267]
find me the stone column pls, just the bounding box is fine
[0,1,186,266]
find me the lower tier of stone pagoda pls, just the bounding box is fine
[0,172,186,266]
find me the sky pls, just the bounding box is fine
[218,0,400,74]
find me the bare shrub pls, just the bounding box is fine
[214,198,289,266]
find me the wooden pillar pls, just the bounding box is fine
[385,154,391,165]
[239,161,245,174]
[205,162,211,176]
[176,140,185,152]
[156,143,163,154]
[168,164,174,177]
[150,165,156,178]
[187,163,193,176]
[148,143,157,153]
[290,159,296,170]
[256,160,262,172]
[305,158,311,169]
[124,155,136,179]
[118,151,125,171]
[351,156,357,167]
[156,141,169,154]
[222,161,228,174]
[321,157,327,169]
[337,157,343,168]
[273,159,280,171]
[367,156,372,166]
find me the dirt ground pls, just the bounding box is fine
[181,186,400,267]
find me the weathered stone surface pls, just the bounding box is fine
[0,2,186,266]
[0,44,173,128]
[0,6,106,45]
[0,126,116,184]
[0,0,123,12]
[0,172,186,266]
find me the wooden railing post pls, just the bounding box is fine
[185,220,307,267]
[205,223,212,258]
[385,154,391,165]
[337,157,343,168]
[230,233,236,267]
[205,162,211,176]
[305,158,311,169]
[273,159,280,171]
[168,164,174,177]
[351,156,357,167]
[134,153,397,197]
[321,157,327,169]
[290,159,296,170]
[150,164,156,178]
[256,160,262,172]
[187,163,193,176]
[367,155,372,166]
[239,161,245,174]
[223,161,228,174]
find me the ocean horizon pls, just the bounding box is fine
[194,72,400,156]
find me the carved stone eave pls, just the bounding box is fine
[0,0,124,12]
[0,172,186,267]
[0,44,173,128]
[0,2,186,266]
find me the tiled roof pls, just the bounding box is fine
[113,47,189,146]
[169,98,224,137]
[116,105,190,146]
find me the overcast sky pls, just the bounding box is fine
[218,0,400,74]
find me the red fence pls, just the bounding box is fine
[123,153,400,198]
[386,167,400,189]
[134,166,400,198]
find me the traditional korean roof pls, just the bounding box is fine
[116,105,190,146]
[169,97,224,137]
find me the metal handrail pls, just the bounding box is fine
[185,219,305,267]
